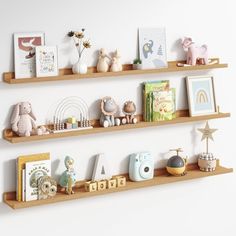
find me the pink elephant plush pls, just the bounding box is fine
[182,37,208,66]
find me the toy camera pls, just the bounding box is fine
[129,152,154,181]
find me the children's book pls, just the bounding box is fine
[16,153,50,201]
[151,89,176,121]
[143,80,169,121]
[25,159,51,201]
[22,169,25,201]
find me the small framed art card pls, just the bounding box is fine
[35,46,58,77]
[186,75,217,116]
[139,28,167,69]
[14,32,45,79]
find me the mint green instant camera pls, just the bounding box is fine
[129,152,154,181]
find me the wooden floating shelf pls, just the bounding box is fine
[3,110,230,144]
[3,161,233,209]
[3,58,227,84]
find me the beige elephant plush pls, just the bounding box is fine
[10,102,37,137]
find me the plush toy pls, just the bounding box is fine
[100,96,120,128]
[110,49,122,72]
[121,101,137,124]
[182,37,208,66]
[38,176,57,200]
[59,156,76,195]
[36,126,50,135]
[97,48,110,72]
[10,102,37,137]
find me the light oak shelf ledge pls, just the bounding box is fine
[3,161,233,209]
[3,111,230,144]
[3,58,227,84]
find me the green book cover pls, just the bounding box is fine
[151,88,176,121]
[142,80,169,121]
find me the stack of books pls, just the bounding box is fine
[16,153,51,202]
[143,80,176,122]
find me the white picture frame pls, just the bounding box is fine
[186,75,217,117]
[35,46,58,77]
[139,28,167,69]
[14,32,45,79]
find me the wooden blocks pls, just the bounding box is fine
[84,176,126,192]
[68,117,76,124]
[72,123,78,129]
[84,181,97,192]
[65,123,72,129]
[97,180,107,191]
[113,176,126,187]
[107,179,116,189]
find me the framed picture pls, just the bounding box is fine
[14,32,45,79]
[35,46,58,77]
[139,28,167,69]
[186,75,217,116]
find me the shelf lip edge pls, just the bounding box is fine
[2,58,228,84]
[3,164,233,210]
[3,112,231,144]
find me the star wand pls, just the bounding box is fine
[198,121,217,154]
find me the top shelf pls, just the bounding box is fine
[3,58,227,84]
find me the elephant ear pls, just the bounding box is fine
[28,103,36,121]
[10,103,20,124]
[100,98,106,113]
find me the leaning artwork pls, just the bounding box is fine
[139,28,167,69]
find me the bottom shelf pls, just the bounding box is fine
[3,161,233,209]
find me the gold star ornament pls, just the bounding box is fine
[198,121,217,153]
[198,121,217,141]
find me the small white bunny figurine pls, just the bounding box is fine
[97,48,110,72]
[10,102,37,137]
[110,49,122,72]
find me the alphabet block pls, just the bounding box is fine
[97,180,107,191]
[92,154,112,181]
[84,181,97,192]
[107,179,117,189]
[114,176,126,187]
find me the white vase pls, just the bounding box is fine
[72,59,88,74]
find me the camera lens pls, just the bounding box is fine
[144,167,149,172]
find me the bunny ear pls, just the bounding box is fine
[10,103,20,124]
[29,103,36,121]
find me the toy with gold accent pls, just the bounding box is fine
[166,148,187,176]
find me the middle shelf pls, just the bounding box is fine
[3,110,230,144]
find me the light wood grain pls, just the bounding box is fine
[3,161,233,209]
[3,111,230,144]
[3,58,227,84]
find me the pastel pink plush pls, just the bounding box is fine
[10,102,37,137]
[182,37,208,66]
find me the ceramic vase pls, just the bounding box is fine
[72,58,88,74]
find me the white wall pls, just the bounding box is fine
[0,0,235,235]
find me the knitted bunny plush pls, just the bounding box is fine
[10,102,37,137]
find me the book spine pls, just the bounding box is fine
[16,158,19,201]
[142,84,147,122]
[22,169,25,202]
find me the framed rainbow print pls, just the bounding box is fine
[186,75,217,117]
